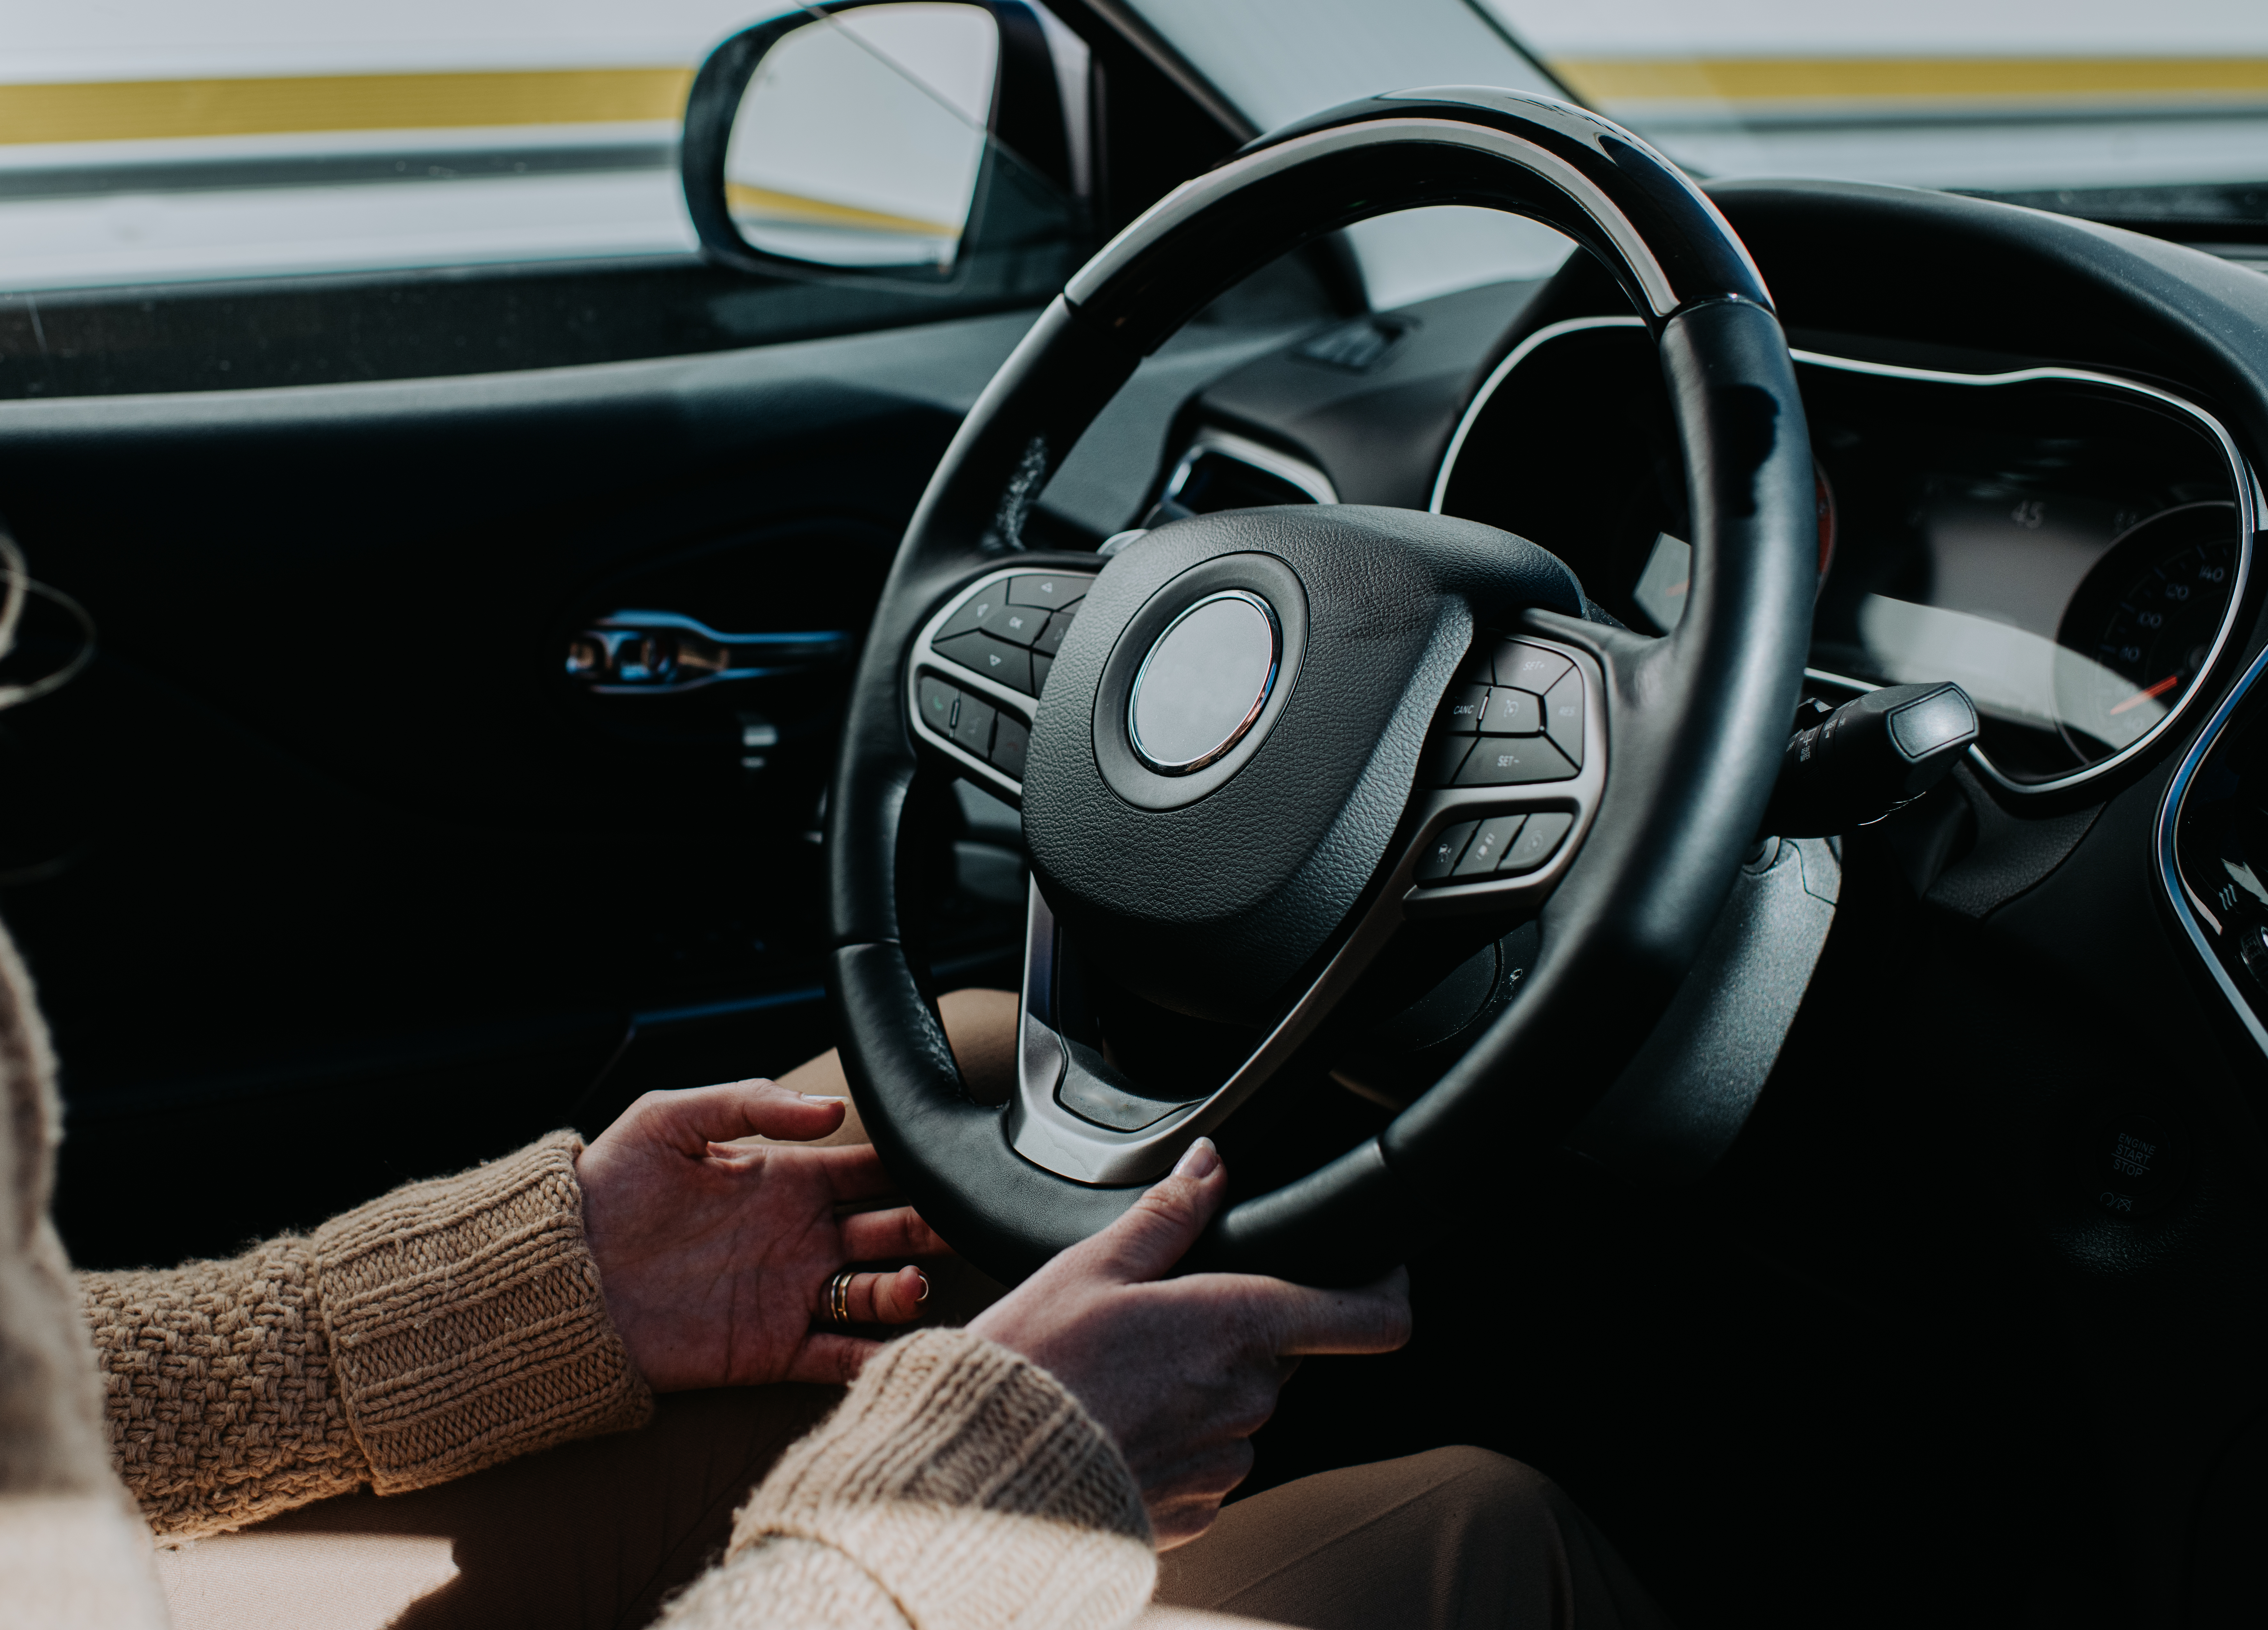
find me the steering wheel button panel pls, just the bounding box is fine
[980,602,1048,647]
[1502,811,1574,874]
[1439,684,1490,732]
[949,692,997,756]
[1543,673,1584,767]
[1009,573,1092,610]
[1454,814,1525,876]
[1484,687,1542,735]
[1495,641,1572,695]
[936,631,1035,695]
[1424,736,1475,786]
[989,715,1031,779]
[918,676,960,734]
[1032,654,1053,696]
[1032,610,1074,657]
[1456,737,1577,786]
[935,592,1001,643]
[1415,819,1479,881]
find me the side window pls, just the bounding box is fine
[0,1,1097,398]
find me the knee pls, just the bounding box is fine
[937,988,1019,1104]
[1398,1446,1568,1538]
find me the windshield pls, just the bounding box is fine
[1134,0,2268,276]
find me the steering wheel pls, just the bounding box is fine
[825,88,1816,1287]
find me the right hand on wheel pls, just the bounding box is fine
[968,1138,1413,1547]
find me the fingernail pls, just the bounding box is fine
[800,1094,846,1104]
[914,1271,931,1303]
[1172,1137,1220,1180]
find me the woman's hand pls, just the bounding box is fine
[579,1081,949,1391]
[970,1139,1412,1547]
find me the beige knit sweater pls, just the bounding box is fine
[0,919,1155,1629]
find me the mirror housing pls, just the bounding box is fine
[682,0,1086,281]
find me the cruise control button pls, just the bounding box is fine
[1494,641,1571,696]
[1424,735,1475,786]
[1438,684,1490,733]
[1415,820,1478,883]
[1008,573,1091,609]
[1543,672,1583,767]
[1482,687,1541,735]
[1455,737,1577,785]
[989,715,1030,779]
[949,692,996,756]
[935,631,1034,694]
[1501,811,1573,874]
[917,675,961,734]
[1032,608,1075,657]
[1032,654,1053,696]
[980,601,1048,647]
[936,589,1002,642]
[1455,814,1526,877]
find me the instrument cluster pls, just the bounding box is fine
[1434,319,2256,791]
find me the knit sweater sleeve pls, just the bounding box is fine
[659,1327,1155,1630]
[78,1130,652,1539]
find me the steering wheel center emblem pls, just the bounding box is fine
[1127,591,1283,774]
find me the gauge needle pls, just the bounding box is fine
[2109,673,2183,716]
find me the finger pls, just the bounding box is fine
[813,1142,909,1204]
[784,1331,883,1386]
[840,1205,953,1262]
[1086,1137,1228,1284]
[834,1265,930,1326]
[1146,1441,1257,1551]
[629,1079,849,1153]
[1257,1265,1415,1356]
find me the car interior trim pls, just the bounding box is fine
[906,565,1056,805]
[1165,426,1340,508]
[2158,631,2268,1063]
[1432,314,2262,798]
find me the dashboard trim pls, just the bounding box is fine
[2158,631,2268,1064]
[1166,427,1339,508]
[1432,316,2261,798]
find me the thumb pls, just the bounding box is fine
[1090,1138,1227,1283]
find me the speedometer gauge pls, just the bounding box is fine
[2055,501,2241,759]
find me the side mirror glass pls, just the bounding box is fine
[682,1,1082,280]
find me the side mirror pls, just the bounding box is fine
[682,1,1086,280]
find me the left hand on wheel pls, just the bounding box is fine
[579,1081,947,1390]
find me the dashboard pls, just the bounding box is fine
[1429,317,2258,794]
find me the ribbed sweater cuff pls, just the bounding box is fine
[312,1130,652,1493]
[731,1327,1154,1630]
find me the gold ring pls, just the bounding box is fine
[825,1269,857,1326]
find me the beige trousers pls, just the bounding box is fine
[153,995,1669,1630]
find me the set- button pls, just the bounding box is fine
[932,571,1094,699]
[1428,638,1584,786]
[918,674,1031,779]
[1413,810,1575,885]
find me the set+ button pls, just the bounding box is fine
[1412,810,1576,885]
[917,674,1031,780]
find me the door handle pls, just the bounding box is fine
[565,609,852,695]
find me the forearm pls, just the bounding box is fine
[659,1328,1155,1630]
[80,1130,652,1539]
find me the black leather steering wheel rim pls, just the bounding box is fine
[825,87,1817,1287]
